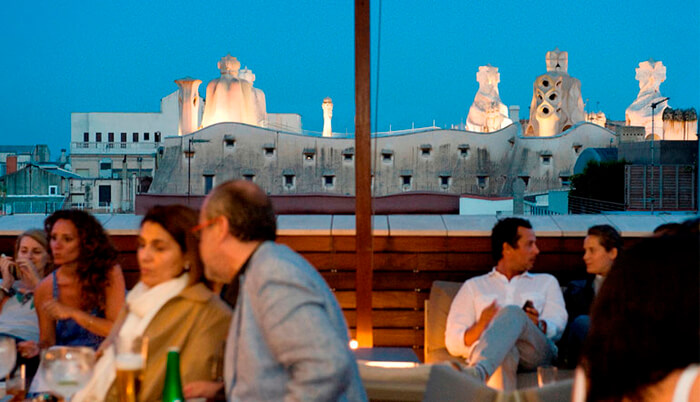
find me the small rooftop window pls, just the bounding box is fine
[439,172,451,189]
[263,143,276,156]
[458,144,470,158]
[224,135,236,148]
[420,144,432,157]
[282,169,296,189]
[381,149,394,163]
[342,147,354,162]
[323,171,336,188]
[303,148,316,161]
[400,170,413,190]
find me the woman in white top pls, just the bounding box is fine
[0,229,51,379]
[573,218,699,401]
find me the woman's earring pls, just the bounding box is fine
[184,262,191,272]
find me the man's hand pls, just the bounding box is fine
[183,380,224,399]
[478,300,500,327]
[463,300,501,347]
[524,305,547,333]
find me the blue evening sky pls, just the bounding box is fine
[1,1,698,158]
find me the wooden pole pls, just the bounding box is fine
[354,0,373,347]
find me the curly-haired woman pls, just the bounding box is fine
[33,209,126,351]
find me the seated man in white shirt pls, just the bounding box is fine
[445,217,567,390]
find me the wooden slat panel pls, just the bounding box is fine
[344,310,424,328]
[111,236,138,251]
[277,236,333,252]
[335,291,428,309]
[349,329,424,347]
[324,271,487,291]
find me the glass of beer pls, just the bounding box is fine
[115,335,147,402]
[6,364,26,402]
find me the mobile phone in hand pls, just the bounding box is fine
[1,253,18,279]
[522,300,534,311]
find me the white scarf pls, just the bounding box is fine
[73,273,190,402]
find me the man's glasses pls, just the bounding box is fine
[191,216,219,233]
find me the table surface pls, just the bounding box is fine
[352,347,420,363]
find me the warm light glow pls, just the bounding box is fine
[349,339,359,350]
[364,361,419,368]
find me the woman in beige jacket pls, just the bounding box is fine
[75,205,232,402]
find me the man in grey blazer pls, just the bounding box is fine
[195,179,367,401]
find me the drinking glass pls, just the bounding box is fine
[0,335,17,379]
[115,335,147,402]
[6,364,26,402]
[537,365,558,387]
[42,346,96,401]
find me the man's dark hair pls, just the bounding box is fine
[490,217,532,263]
[582,224,699,401]
[205,180,277,242]
[587,224,622,252]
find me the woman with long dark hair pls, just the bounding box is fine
[34,209,125,350]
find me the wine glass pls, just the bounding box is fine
[0,335,17,379]
[42,346,96,401]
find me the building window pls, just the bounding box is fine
[133,132,139,142]
[560,175,571,186]
[144,132,150,141]
[343,147,354,162]
[477,175,488,188]
[381,149,394,163]
[541,156,551,165]
[48,185,58,195]
[263,144,275,156]
[284,174,295,188]
[519,175,530,187]
[439,173,451,189]
[108,132,114,142]
[420,144,432,157]
[83,132,89,142]
[204,175,215,194]
[323,174,335,188]
[155,131,161,142]
[98,185,111,207]
[95,132,102,142]
[458,144,470,158]
[224,136,236,148]
[241,169,255,182]
[100,161,112,170]
[400,171,413,190]
[303,148,316,161]
[440,176,450,188]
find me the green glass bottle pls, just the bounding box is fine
[162,347,184,402]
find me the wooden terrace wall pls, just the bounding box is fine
[4,211,690,357]
[0,232,593,358]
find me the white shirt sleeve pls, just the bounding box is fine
[540,275,568,341]
[444,281,476,358]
